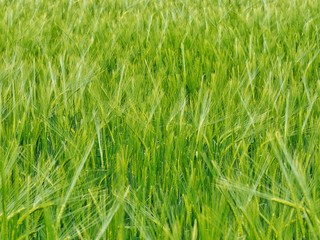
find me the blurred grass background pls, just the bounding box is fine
[1,0,320,239]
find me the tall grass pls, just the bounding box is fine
[1,0,320,239]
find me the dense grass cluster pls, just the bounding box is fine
[1,0,320,239]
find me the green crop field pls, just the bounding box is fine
[1,0,320,239]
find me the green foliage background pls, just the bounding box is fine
[1,0,320,239]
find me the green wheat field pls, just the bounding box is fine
[1,0,320,239]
